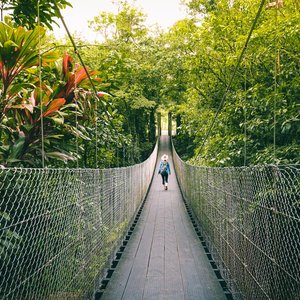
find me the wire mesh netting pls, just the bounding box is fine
[0,143,157,300]
[173,144,300,300]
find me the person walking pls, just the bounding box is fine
[158,154,171,190]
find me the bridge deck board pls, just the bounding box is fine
[101,135,226,300]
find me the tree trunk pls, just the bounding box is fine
[168,111,172,137]
[149,109,156,142]
[157,112,161,137]
[176,113,181,136]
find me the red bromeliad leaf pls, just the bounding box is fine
[64,74,75,97]
[75,68,97,85]
[56,53,104,102]
[43,98,66,118]
[65,67,97,97]
[74,69,87,86]
[62,53,73,80]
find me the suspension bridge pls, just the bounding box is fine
[100,135,226,300]
[0,131,299,300]
[0,0,300,298]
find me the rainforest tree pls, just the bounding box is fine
[0,0,299,167]
[87,0,161,163]
[171,0,300,166]
[0,0,71,29]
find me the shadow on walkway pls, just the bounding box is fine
[101,135,226,300]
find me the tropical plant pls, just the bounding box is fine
[0,21,113,167]
[0,0,72,30]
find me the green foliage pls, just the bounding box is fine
[0,21,119,168]
[89,0,147,42]
[170,0,300,166]
[1,0,72,30]
[85,1,159,164]
[1,0,298,168]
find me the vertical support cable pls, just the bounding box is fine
[74,50,79,168]
[244,69,247,166]
[95,94,98,168]
[37,0,45,168]
[273,0,279,163]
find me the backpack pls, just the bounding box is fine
[161,162,168,173]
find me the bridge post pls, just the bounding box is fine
[168,111,172,136]
[157,112,161,136]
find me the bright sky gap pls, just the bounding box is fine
[52,0,187,41]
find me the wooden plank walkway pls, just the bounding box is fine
[101,135,226,300]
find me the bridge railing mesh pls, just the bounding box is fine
[172,143,300,300]
[0,142,158,300]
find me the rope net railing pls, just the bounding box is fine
[172,143,300,300]
[0,142,158,300]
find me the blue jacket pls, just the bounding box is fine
[158,161,171,175]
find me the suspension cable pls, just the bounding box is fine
[198,0,267,155]
[37,0,45,168]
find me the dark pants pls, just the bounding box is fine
[161,171,168,185]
